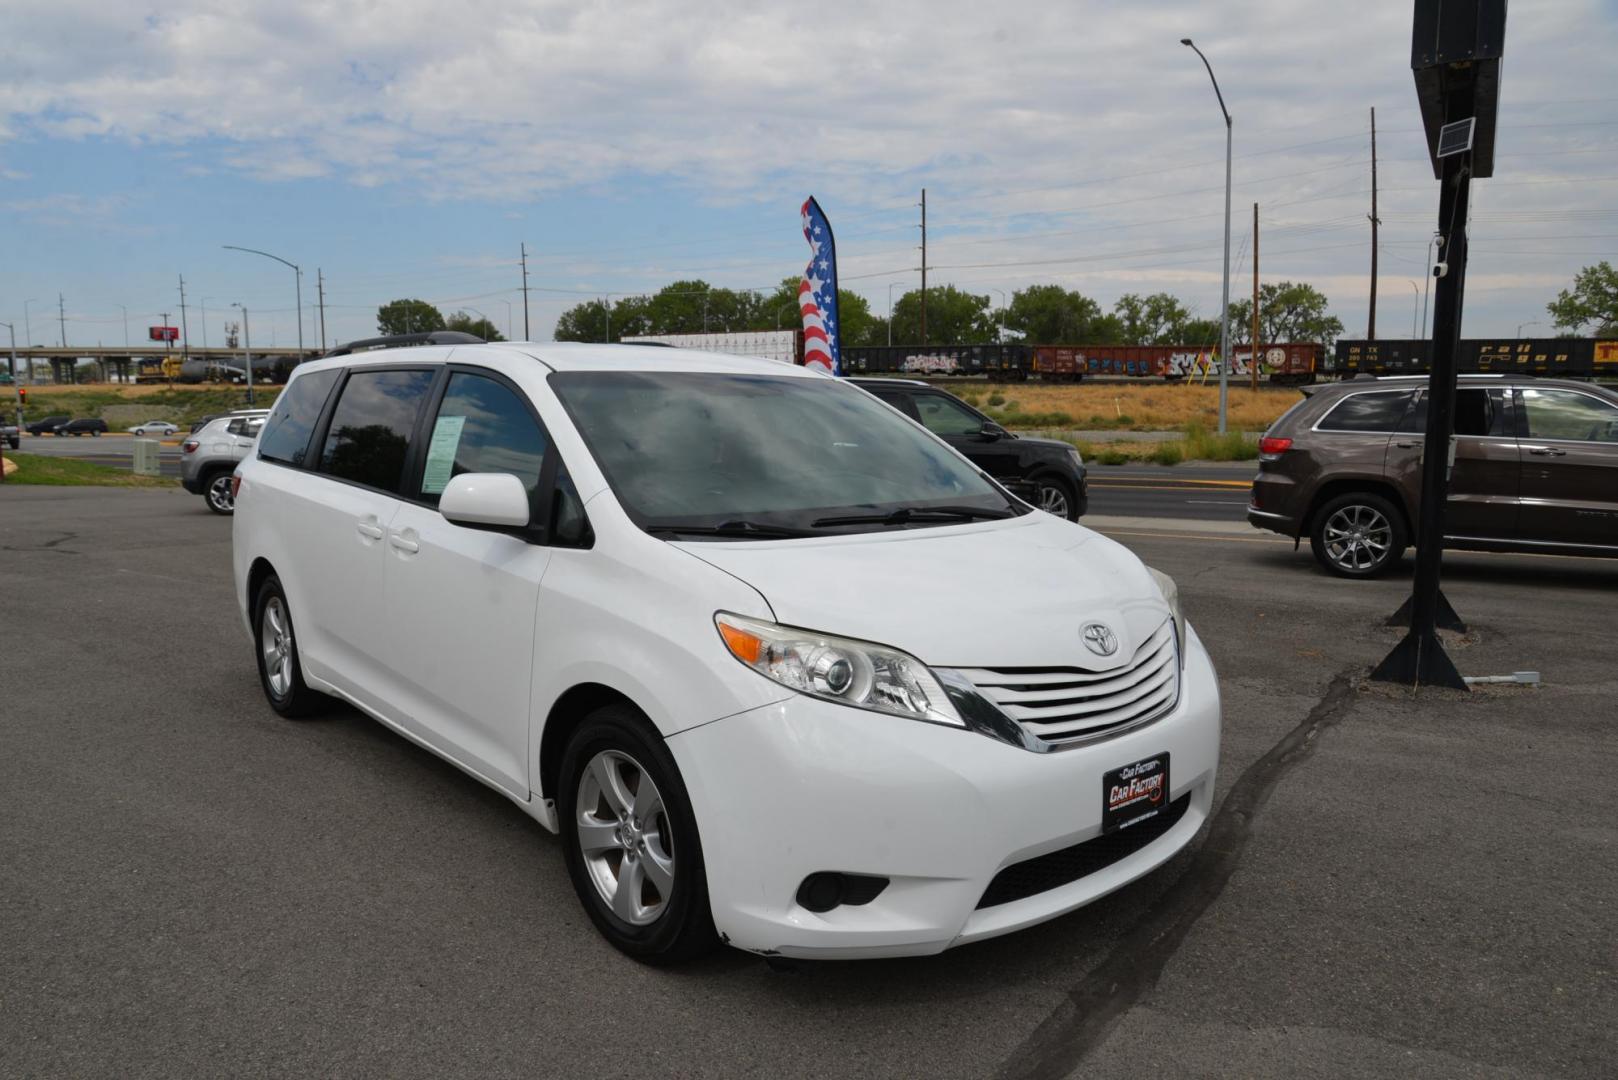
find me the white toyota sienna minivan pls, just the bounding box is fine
[232,340,1221,962]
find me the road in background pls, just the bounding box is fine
[2,489,1612,1079]
[14,435,184,478]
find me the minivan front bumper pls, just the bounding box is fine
[671,625,1220,958]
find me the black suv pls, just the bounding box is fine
[850,378,1088,519]
[26,415,69,435]
[55,418,109,437]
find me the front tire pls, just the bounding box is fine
[558,705,718,964]
[1310,492,1406,578]
[1033,475,1080,521]
[252,575,326,718]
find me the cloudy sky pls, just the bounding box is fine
[3,0,1615,350]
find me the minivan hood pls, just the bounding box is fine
[675,515,1168,669]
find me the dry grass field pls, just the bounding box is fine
[947,381,1300,432]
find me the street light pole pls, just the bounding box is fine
[1515,320,1539,338]
[1409,281,1420,338]
[223,245,303,358]
[1182,37,1233,435]
[989,288,1007,341]
[232,303,254,405]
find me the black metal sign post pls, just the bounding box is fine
[1371,0,1505,689]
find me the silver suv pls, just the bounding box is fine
[181,410,269,514]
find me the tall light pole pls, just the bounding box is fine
[118,305,129,348]
[1409,281,1420,338]
[1515,320,1540,338]
[232,302,255,405]
[23,298,38,349]
[1182,37,1233,434]
[223,245,303,358]
[501,300,513,341]
[462,306,494,340]
[888,281,902,346]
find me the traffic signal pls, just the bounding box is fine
[17,387,25,403]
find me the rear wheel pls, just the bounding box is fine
[204,472,235,515]
[252,574,326,717]
[1310,492,1406,578]
[558,705,717,964]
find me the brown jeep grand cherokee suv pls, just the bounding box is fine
[1248,376,1618,577]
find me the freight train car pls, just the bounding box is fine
[841,344,1034,379]
[1030,343,1320,384]
[1331,338,1609,378]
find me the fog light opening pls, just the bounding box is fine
[795,872,890,914]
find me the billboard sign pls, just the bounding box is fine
[148,326,180,342]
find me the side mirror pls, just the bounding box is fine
[440,473,530,529]
[979,421,1008,441]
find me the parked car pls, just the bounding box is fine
[130,420,180,436]
[849,378,1088,520]
[2,417,18,450]
[181,411,270,514]
[234,340,1218,963]
[191,408,264,434]
[55,418,109,437]
[26,415,69,435]
[1249,375,1618,577]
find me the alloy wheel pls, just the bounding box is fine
[260,597,292,698]
[1037,484,1070,518]
[207,475,234,513]
[576,749,676,926]
[1323,504,1392,573]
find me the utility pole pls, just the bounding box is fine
[520,243,531,340]
[919,189,928,346]
[316,269,328,352]
[159,311,173,382]
[178,275,192,362]
[234,303,254,405]
[1251,202,1261,391]
[58,293,67,348]
[1368,106,1380,340]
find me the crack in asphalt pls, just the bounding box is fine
[993,672,1360,1080]
[1,531,81,555]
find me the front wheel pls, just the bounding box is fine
[559,705,717,964]
[1310,492,1407,578]
[1034,475,1080,521]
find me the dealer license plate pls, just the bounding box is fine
[1102,753,1170,833]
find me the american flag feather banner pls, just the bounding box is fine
[799,196,840,375]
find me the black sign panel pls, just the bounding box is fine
[1102,753,1170,833]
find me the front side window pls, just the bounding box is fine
[1520,388,1618,443]
[418,372,548,508]
[1316,390,1415,433]
[1400,388,1509,437]
[550,371,1020,537]
[259,368,340,466]
[318,369,435,493]
[915,393,986,436]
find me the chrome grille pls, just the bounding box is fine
[958,620,1178,745]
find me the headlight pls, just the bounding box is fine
[1146,567,1186,664]
[1068,446,1085,468]
[715,612,963,727]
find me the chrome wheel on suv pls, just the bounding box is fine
[576,749,676,926]
[1310,492,1407,578]
[205,473,235,515]
[1034,477,1078,521]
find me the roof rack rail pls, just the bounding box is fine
[321,331,485,358]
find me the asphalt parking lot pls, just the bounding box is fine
[2,488,1614,1079]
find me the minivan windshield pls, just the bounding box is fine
[550,371,1023,538]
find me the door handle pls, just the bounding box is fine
[356,521,385,540]
[1393,440,1418,449]
[1528,446,1567,457]
[389,531,420,554]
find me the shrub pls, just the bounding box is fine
[987,392,1006,406]
[1149,441,1185,466]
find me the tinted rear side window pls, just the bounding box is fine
[1317,391,1414,433]
[259,369,340,466]
[318,369,435,493]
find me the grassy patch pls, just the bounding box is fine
[1148,442,1186,466]
[934,381,1298,432]
[1180,424,1260,462]
[2,453,178,488]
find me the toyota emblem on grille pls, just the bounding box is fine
[1081,623,1118,657]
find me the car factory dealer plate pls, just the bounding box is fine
[1102,753,1170,833]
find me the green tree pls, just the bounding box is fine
[1003,285,1106,342]
[1547,261,1618,336]
[890,286,996,344]
[377,298,445,336]
[444,311,505,341]
[1179,317,1223,347]
[1112,293,1193,344]
[554,299,612,342]
[1225,282,1345,346]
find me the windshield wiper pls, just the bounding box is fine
[646,519,816,540]
[811,505,1014,528]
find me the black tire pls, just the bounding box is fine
[1032,474,1080,522]
[1309,491,1407,578]
[558,705,718,964]
[252,574,326,718]
[203,471,235,515]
